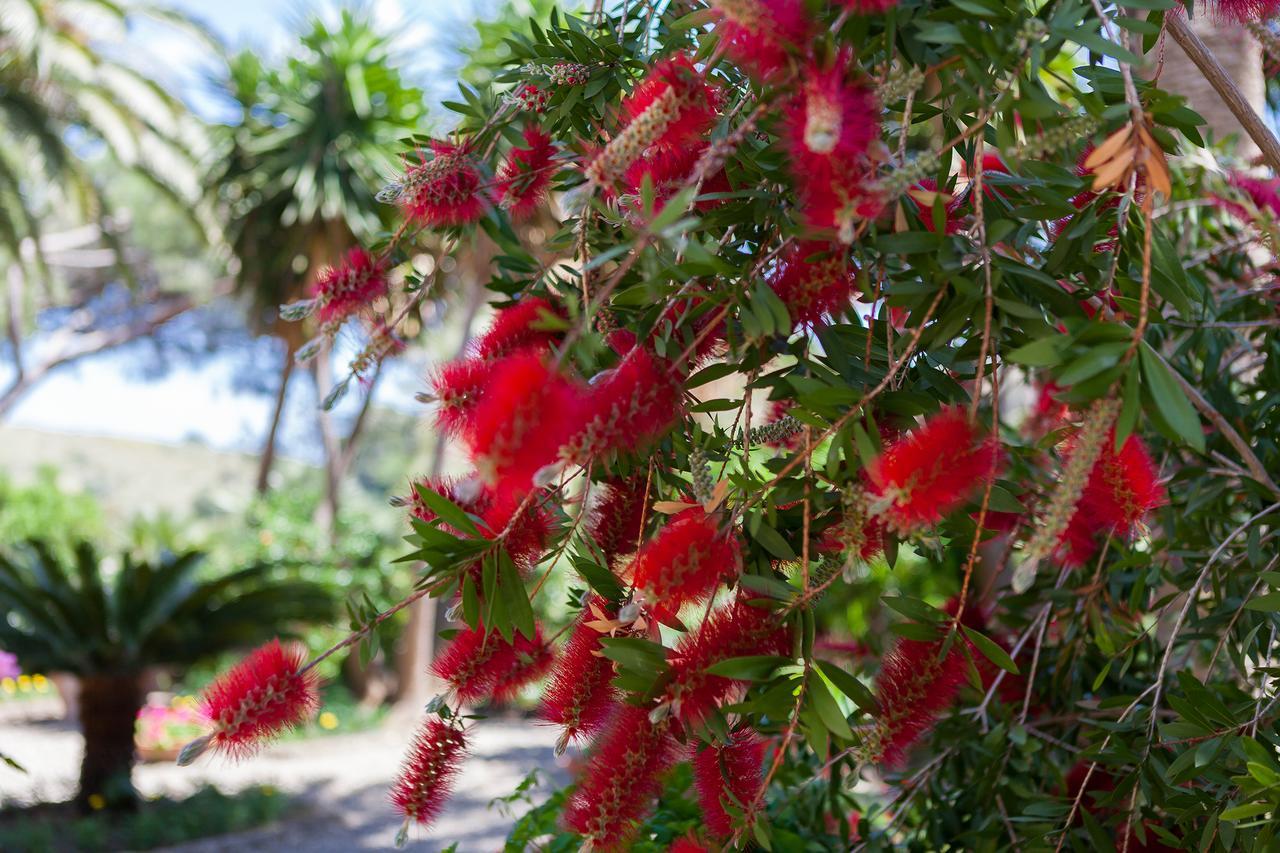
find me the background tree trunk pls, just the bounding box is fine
[255,341,297,493]
[1159,16,1265,158]
[76,673,144,811]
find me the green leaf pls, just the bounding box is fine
[807,670,854,740]
[1139,343,1204,453]
[882,595,945,623]
[1244,592,1280,612]
[413,483,483,537]
[752,523,796,560]
[961,625,1020,675]
[817,660,878,715]
[706,655,792,680]
[1220,802,1272,822]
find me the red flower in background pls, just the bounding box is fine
[664,596,789,724]
[312,247,387,325]
[570,346,683,460]
[768,241,857,325]
[471,297,565,362]
[432,623,549,704]
[562,704,678,850]
[541,597,622,745]
[692,729,766,837]
[841,0,899,11]
[390,719,467,829]
[428,357,494,437]
[401,141,485,228]
[589,478,649,564]
[1057,432,1164,566]
[619,55,720,152]
[198,639,318,759]
[1217,171,1280,224]
[408,476,551,571]
[784,54,882,240]
[669,838,712,853]
[871,630,967,767]
[495,125,557,218]
[710,0,810,80]
[867,407,1001,534]
[1207,0,1280,22]
[622,142,732,213]
[631,508,741,620]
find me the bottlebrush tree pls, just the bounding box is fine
[184,0,1280,850]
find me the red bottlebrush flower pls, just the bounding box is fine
[660,297,728,369]
[818,508,886,562]
[670,837,712,853]
[312,247,387,325]
[768,241,857,325]
[841,0,898,11]
[870,631,967,767]
[1206,0,1280,22]
[619,55,720,152]
[541,597,622,745]
[570,346,683,461]
[471,296,564,362]
[589,478,650,564]
[1216,171,1280,224]
[691,729,766,837]
[867,407,1002,535]
[389,719,467,828]
[432,622,549,704]
[428,357,493,437]
[408,476,551,570]
[1024,380,1072,438]
[401,141,486,228]
[631,509,742,620]
[562,704,678,850]
[910,179,965,234]
[664,597,790,724]
[463,350,586,493]
[622,142,732,213]
[784,55,882,241]
[710,0,811,80]
[197,640,318,759]
[495,125,557,219]
[1057,432,1165,566]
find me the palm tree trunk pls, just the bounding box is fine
[76,673,144,811]
[255,342,296,493]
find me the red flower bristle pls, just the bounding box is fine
[664,596,789,724]
[619,55,720,152]
[867,407,1002,534]
[401,141,486,228]
[1207,0,1280,22]
[669,837,712,853]
[408,477,550,570]
[495,125,557,219]
[841,0,899,11]
[692,729,766,838]
[432,622,547,704]
[710,0,811,80]
[570,346,683,461]
[784,53,882,240]
[817,509,885,562]
[428,357,494,437]
[768,241,857,325]
[871,631,967,767]
[562,704,678,850]
[312,247,387,325]
[462,350,586,494]
[541,597,622,744]
[631,508,742,621]
[491,626,555,703]
[622,142,732,213]
[1217,171,1280,224]
[660,297,728,369]
[589,478,650,564]
[198,639,318,759]
[471,296,564,362]
[1057,432,1165,566]
[389,718,467,828]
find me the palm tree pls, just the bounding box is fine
[213,10,427,497]
[0,539,333,810]
[0,0,213,414]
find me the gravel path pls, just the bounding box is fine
[0,713,568,852]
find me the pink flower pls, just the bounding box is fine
[1057,432,1165,566]
[432,622,550,704]
[618,55,720,152]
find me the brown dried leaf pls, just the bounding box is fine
[1084,124,1133,171]
[653,500,697,514]
[1091,147,1136,192]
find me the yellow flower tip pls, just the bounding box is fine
[318,711,339,730]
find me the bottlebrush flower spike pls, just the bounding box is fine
[710,0,810,80]
[768,241,857,325]
[631,508,742,621]
[669,838,712,853]
[1057,432,1165,566]
[562,703,678,850]
[191,639,318,761]
[841,0,899,11]
[401,141,486,228]
[408,477,551,570]
[784,54,882,241]
[491,626,554,703]
[587,55,719,187]
[1207,0,1280,22]
[868,631,967,767]
[470,296,565,362]
[432,622,547,704]
[692,729,766,837]
[867,407,1002,535]
[569,346,683,461]
[389,718,467,832]
[541,597,622,748]
[589,478,649,564]
[622,143,732,214]
[311,247,387,325]
[495,125,556,219]
[664,597,790,724]
[463,350,586,494]
[1217,171,1280,224]
[427,357,493,437]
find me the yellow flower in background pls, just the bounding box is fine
[2,678,15,695]
[87,794,106,811]
[318,711,339,730]
[16,675,31,691]
[32,674,49,692]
